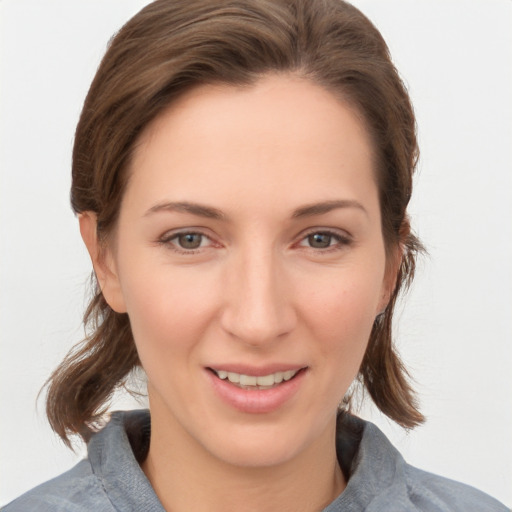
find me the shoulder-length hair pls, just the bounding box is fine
[46,0,424,445]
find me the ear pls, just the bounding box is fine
[79,212,127,313]
[377,244,402,314]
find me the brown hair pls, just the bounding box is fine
[46,0,424,445]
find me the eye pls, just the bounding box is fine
[298,230,351,250]
[175,233,205,250]
[307,232,334,249]
[158,230,213,253]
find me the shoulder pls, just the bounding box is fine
[333,414,509,512]
[1,460,114,512]
[403,464,509,512]
[2,410,158,512]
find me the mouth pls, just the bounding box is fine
[208,367,306,390]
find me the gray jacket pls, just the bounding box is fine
[3,410,508,511]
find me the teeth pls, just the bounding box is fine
[227,372,240,383]
[283,370,295,381]
[240,375,257,386]
[256,374,275,386]
[214,369,300,387]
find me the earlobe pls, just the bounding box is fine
[78,212,127,313]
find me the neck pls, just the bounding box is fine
[141,409,345,512]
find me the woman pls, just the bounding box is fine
[2,0,509,510]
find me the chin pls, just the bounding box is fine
[199,417,328,469]
[210,435,302,468]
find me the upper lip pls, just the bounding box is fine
[206,364,308,376]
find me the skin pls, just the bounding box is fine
[80,74,397,512]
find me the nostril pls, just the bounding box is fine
[220,305,297,346]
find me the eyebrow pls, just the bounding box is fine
[144,201,225,220]
[144,199,367,220]
[292,199,368,218]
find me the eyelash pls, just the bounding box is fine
[157,228,352,255]
[297,229,352,253]
[158,230,214,254]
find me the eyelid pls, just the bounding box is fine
[159,228,209,242]
[156,226,352,254]
[295,227,353,250]
[157,228,218,253]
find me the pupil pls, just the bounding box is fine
[309,233,331,248]
[179,233,202,249]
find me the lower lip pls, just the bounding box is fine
[206,369,307,414]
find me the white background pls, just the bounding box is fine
[1,0,511,507]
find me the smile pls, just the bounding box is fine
[206,366,307,413]
[211,369,300,389]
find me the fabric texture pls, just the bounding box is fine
[3,410,508,511]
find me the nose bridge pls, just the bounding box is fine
[221,242,295,345]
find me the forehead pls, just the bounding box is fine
[125,74,377,216]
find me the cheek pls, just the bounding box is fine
[300,269,382,361]
[292,272,381,423]
[117,256,221,360]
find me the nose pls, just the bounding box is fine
[220,247,297,347]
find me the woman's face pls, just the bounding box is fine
[96,75,393,467]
